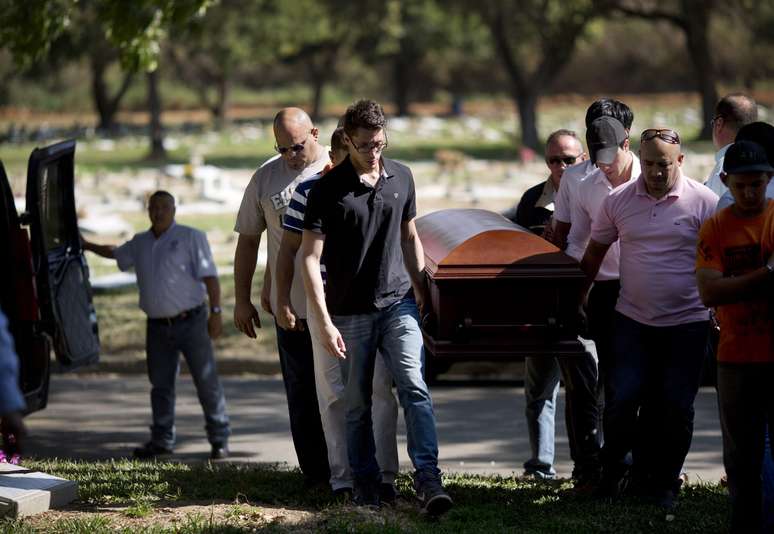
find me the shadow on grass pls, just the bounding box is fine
[19,460,729,533]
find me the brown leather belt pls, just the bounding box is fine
[148,304,205,325]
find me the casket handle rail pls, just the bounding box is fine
[452,315,561,343]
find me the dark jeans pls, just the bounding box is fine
[602,312,709,492]
[557,351,602,478]
[717,363,774,534]
[587,280,620,389]
[146,305,230,448]
[587,279,620,439]
[275,321,330,483]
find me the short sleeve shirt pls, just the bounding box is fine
[566,154,640,280]
[553,159,595,224]
[303,156,416,315]
[697,201,774,363]
[234,151,330,318]
[113,223,217,318]
[591,173,718,326]
[283,170,327,284]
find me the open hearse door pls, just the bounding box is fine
[24,139,100,375]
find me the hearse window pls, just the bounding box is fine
[39,162,67,251]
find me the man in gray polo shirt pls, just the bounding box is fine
[82,190,230,459]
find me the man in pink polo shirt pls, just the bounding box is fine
[579,128,718,509]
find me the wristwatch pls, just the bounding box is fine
[210,306,222,314]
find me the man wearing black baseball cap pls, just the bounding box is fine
[586,116,629,167]
[696,139,774,533]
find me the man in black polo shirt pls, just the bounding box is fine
[300,99,452,516]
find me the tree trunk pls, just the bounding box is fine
[393,50,411,117]
[514,88,540,153]
[91,51,118,133]
[212,75,229,130]
[146,69,166,161]
[310,76,325,122]
[682,0,717,140]
[90,47,134,134]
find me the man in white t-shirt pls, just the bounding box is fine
[233,108,331,485]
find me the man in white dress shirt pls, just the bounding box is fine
[704,93,758,198]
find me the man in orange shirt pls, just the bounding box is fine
[696,139,774,533]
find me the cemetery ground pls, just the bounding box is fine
[1,459,728,533]
[1,96,737,531]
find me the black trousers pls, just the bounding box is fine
[275,321,330,482]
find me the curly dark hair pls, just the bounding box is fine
[343,99,385,136]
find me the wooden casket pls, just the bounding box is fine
[416,209,586,369]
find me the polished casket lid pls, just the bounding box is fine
[416,208,581,279]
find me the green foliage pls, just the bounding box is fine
[0,0,212,72]
[0,0,77,67]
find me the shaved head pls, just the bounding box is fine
[273,107,313,132]
[639,136,684,199]
[272,107,321,171]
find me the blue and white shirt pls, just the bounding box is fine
[283,172,327,284]
[114,223,217,318]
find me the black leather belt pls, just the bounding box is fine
[148,304,205,325]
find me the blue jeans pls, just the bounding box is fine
[333,297,440,485]
[524,356,560,478]
[146,305,230,448]
[275,321,330,483]
[602,312,708,491]
[717,363,774,533]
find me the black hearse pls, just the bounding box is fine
[0,140,99,413]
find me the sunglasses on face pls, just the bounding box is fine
[640,128,681,145]
[275,135,309,155]
[546,154,581,166]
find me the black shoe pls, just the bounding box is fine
[593,467,630,500]
[353,480,380,508]
[133,441,172,460]
[379,482,399,505]
[210,442,229,460]
[414,470,453,517]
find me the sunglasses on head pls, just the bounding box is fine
[546,155,580,166]
[640,128,681,145]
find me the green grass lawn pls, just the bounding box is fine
[92,272,279,371]
[1,460,729,533]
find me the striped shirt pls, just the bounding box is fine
[283,169,328,282]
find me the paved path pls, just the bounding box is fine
[24,375,724,483]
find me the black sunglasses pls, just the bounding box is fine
[546,154,581,166]
[275,135,309,155]
[640,128,681,145]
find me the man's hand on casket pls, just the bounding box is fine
[320,322,347,359]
